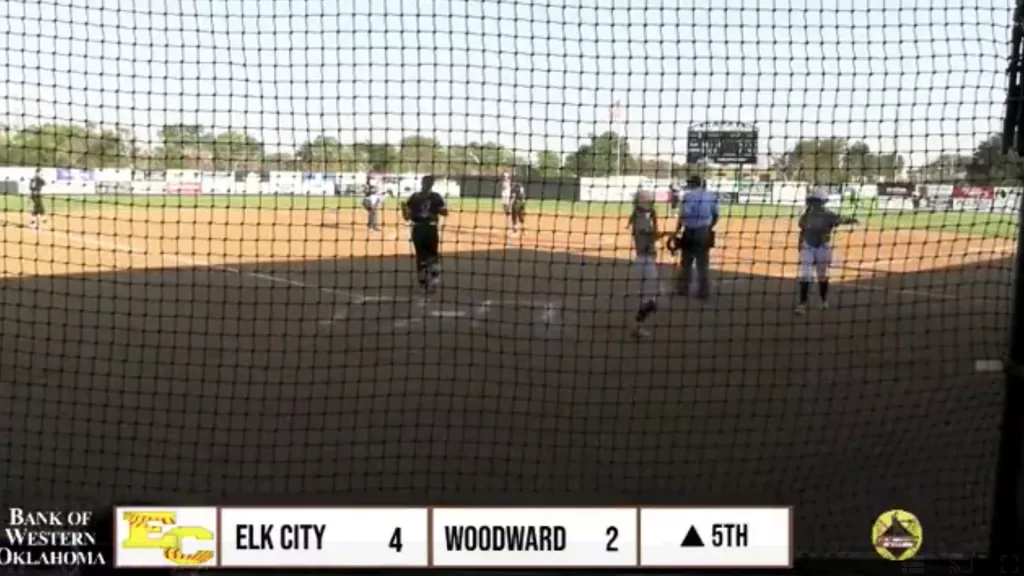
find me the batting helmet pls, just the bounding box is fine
[808,188,829,203]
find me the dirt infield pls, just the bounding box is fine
[0,206,1015,556]
[2,207,1013,281]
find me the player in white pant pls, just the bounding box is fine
[795,188,858,314]
[627,188,661,338]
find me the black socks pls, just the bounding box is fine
[799,280,829,304]
[636,300,658,323]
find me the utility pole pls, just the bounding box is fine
[611,100,624,176]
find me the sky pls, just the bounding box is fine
[0,0,1014,168]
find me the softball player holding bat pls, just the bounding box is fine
[795,188,858,314]
[627,187,661,339]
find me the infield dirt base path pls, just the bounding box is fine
[1,207,1013,283]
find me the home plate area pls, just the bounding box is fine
[313,277,743,341]
[318,289,571,339]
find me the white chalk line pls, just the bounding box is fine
[32,227,374,306]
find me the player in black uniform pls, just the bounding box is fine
[402,175,449,292]
[28,169,46,229]
[509,181,526,236]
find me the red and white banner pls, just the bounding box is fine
[952,184,993,199]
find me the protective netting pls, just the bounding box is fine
[0,0,1017,559]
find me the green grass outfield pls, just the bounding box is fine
[1,194,1018,239]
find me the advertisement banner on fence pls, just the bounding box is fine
[579,176,645,202]
[916,184,955,198]
[877,182,915,197]
[927,197,954,212]
[953,184,994,199]
[994,188,1022,213]
[166,182,202,195]
[38,182,97,195]
[56,168,96,181]
[952,198,995,212]
[130,182,167,195]
[876,196,917,211]
[95,182,133,195]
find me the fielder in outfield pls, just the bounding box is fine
[627,187,661,339]
[795,188,858,314]
[402,175,449,293]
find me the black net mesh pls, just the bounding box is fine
[0,0,1017,560]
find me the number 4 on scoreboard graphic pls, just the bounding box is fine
[390,527,403,553]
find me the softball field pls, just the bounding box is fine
[0,204,1015,556]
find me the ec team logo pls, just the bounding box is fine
[872,509,922,561]
[114,507,218,568]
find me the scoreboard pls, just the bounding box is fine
[687,122,759,165]
[113,506,792,569]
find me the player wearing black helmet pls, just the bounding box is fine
[402,175,449,293]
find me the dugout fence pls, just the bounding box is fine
[0,0,1023,572]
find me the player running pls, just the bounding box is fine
[27,169,46,230]
[794,188,858,314]
[627,187,661,339]
[402,175,449,293]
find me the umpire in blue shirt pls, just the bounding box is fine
[674,175,719,300]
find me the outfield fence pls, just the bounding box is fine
[4,168,1023,216]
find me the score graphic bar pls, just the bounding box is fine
[219,507,429,568]
[112,506,791,569]
[431,507,638,568]
[639,507,793,568]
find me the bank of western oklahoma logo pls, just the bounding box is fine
[119,509,216,566]
[872,509,923,561]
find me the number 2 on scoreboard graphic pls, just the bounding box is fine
[606,526,619,551]
[389,527,402,553]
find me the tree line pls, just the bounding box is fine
[771,134,1024,185]
[0,122,1020,184]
